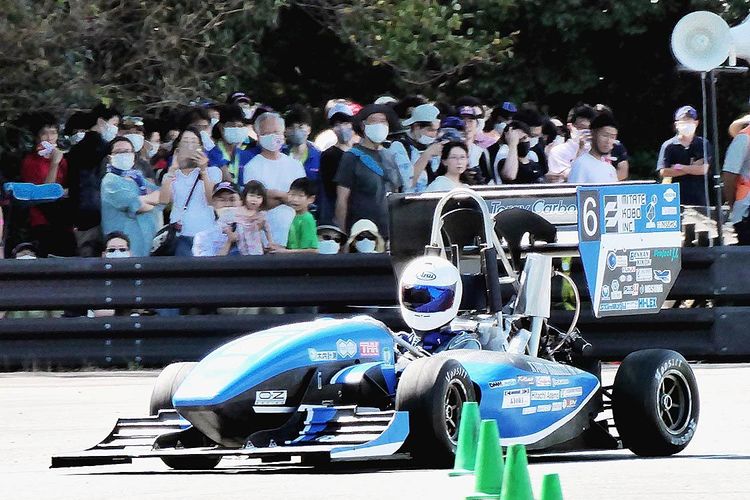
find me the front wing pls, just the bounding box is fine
[51,405,409,468]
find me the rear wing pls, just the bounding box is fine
[387,182,682,317]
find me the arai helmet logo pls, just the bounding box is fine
[417,271,436,281]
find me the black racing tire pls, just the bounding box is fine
[395,356,476,466]
[612,349,699,457]
[150,362,221,470]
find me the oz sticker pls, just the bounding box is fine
[502,388,531,409]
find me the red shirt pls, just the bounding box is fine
[20,153,68,227]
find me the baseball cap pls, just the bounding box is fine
[326,102,353,120]
[502,101,518,113]
[212,181,239,197]
[402,104,440,126]
[227,92,251,105]
[457,106,481,118]
[674,105,698,120]
[374,95,397,105]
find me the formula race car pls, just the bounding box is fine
[52,185,699,470]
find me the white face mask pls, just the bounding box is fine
[318,240,341,255]
[101,121,118,143]
[110,152,135,170]
[259,133,284,152]
[16,254,36,260]
[477,118,486,132]
[210,117,219,129]
[223,127,249,145]
[354,238,377,253]
[417,134,436,146]
[364,123,389,144]
[105,249,131,258]
[146,142,159,158]
[199,130,216,151]
[241,107,253,120]
[529,137,539,148]
[124,134,145,153]
[676,122,697,137]
[551,136,565,147]
[494,122,507,134]
[37,141,56,158]
[69,131,86,145]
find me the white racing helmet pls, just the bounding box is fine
[399,256,463,332]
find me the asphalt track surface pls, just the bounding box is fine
[2,364,749,500]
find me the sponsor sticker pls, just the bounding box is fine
[657,220,678,229]
[522,407,537,415]
[616,255,628,268]
[561,387,583,398]
[563,398,578,409]
[535,376,552,387]
[336,339,357,358]
[636,268,653,282]
[611,291,623,300]
[552,378,570,386]
[489,378,517,389]
[653,270,672,284]
[359,341,380,357]
[502,388,531,409]
[663,188,677,203]
[621,266,636,274]
[517,375,535,384]
[551,402,563,412]
[601,285,610,300]
[531,390,560,401]
[536,404,552,413]
[255,390,287,406]
[308,348,337,361]
[644,284,664,293]
[661,206,678,216]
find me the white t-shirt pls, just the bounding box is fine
[243,153,306,246]
[568,153,618,184]
[170,167,223,237]
[425,176,464,192]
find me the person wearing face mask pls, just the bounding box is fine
[242,112,306,246]
[318,103,356,225]
[100,137,161,257]
[118,116,156,182]
[66,103,121,256]
[159,127,222,256]
[568,113,620,184]
[657,105,712,206]
[497,121,546,184]
[513,108,548,175]
[19,112,77,257]
[64,112,90,148]
[226,91,259,143]
[546,104,597,184]
[345,219,386,254]
[594,104,630,180]
[456,100,491,185]
[283,105,322,188]
[483,101,517,149]
[316,225,347,255]
[390,103,442,193]
[315,99,355,151]
[209,104,260,184]
[334,104,403,236]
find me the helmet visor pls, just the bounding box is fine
[401,284,456,313]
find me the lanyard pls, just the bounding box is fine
[219,143,243,185]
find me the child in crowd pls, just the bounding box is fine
[273,177,318,253]
[236,180,274,255]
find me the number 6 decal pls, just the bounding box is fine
[583,196,598,238]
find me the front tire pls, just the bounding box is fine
[612,349,699,456]
[150,362,221,470]
[396,356,476,466]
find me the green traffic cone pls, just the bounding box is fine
[465,420,504,500]
[499,444,534,500]
[449,402,481,477]
[540,473,564,500]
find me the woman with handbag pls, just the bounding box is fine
[158,127,222,256]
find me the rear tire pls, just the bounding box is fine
[396,356,476,466]
[150,362,221,470]
[612,349,699,457]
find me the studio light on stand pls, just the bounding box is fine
[671,10,750,245]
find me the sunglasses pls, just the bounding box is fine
[355,232,376,242]
[105,248,129,254]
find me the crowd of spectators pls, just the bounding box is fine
[1,91,732,261]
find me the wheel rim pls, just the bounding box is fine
[444,378,468,444]
[657,369,692,435]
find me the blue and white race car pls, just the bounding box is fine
[52,186,698,469]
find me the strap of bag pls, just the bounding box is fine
[349,148,384,177]
[176,175,202,226]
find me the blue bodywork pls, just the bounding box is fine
[172,316,599,452]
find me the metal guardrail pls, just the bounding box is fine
[0,248,748,370]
